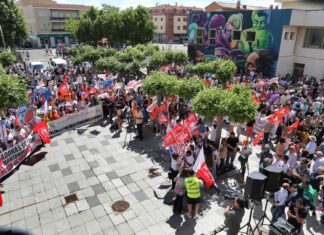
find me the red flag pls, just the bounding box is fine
[252,94,262,105]
[161,101,169,113]
[63,76,68,84]
[184,112,198,131]
[193,147,216,188]
[14,116,19,127]
[253,130,264,146]
[275,106,290,117]
[164,131,176,147]
[158,114,169,125]
[147,101,158,113]
[172,123,183,134]
[33,121,51,144]
[0,192,2,207]
[0,159,2,169]
[287,119,300,132]
[176,127,192,143]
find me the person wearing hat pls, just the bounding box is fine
[305,135,317,156]
[271,183,290,223]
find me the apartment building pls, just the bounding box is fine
[17,0,90,48]
[148,4,203,43]
[275,0,324,10]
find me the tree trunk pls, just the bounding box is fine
[215,114,224,147]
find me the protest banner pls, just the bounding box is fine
[0,133,43,180]
[99,79,114,88]
[253,114,265,134]
[24,106,34,124]
[48,105,103,137]
[17,104,27,125]
[147,101,158,113]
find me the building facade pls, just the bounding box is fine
[17,0,90,48]
[188,9,324,79]
[275,0,324,10]
[148,4,203,43]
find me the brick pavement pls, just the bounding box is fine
[0,122,322,235]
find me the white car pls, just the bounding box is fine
[28,61,45,71]
[49,58,68,69]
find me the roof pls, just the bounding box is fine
[18,0,90,10]
[148,4,204,12]
[205,1,265,10]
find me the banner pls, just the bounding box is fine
[164,131,176,147]
[17,104,27,125]
[99,79,114,88]
[184,112,198,131]
[147,101,158,113]
[253,130,264,146]
[0,133,42,179]
[48,105,103,137]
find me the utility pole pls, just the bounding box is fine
[0,25,6,48]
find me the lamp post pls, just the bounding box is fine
[0,25,6,48]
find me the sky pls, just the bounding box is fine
[56,0,279,10]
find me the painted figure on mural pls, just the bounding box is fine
[239,10,273,56]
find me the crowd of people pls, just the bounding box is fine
[1,50,324,234]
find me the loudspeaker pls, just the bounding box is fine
[244,171,267,201]
[263,165,283,193]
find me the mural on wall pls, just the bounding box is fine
[188,10,292,77]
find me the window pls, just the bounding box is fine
[208,29,216,45]
[183,25,187,31]
[183,17,187,22]
[40,23,48,30]
[177,26,180,30]
[38,10,49,18]
[161,17,163,21]
[304,28,324,49]
[178,18,181,22]
[154,18,157,21]
[232,30,241,40]
[246,31,256,42]
[290,32,295,40]
[52,22,65,31]
[293,63,305,77]
[160,26,163,30]
[195,28,204,44]
[284,32,290,40]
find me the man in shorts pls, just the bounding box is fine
[185,170,203,219]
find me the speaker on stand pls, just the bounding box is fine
[253,165,283,234]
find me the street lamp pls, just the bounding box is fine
[0,25,6,48]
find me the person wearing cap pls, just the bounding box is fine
[271,183,290,223]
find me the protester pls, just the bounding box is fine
[287,198,308,233]
[271,183,289,223]
[173,168,189,214]
[224,197,246,235]
[185,169,203,219]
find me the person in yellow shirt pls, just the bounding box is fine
[185,170,203,219]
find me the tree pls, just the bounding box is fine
[0,67,28,110]
[216,60,237,87]
[0,50,16,67]
[0,0,27,47]
[192,85,257,146]
[177,78,204,100]
[142,71,178,98]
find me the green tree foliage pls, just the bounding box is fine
[142,71,178,97]
[65,6,154,46]
[0,68,28,110]
[0,50,16,67]
[0,0,27,47]
[185,59,236,87]
[148,50,188,71]
[177,78,204,100]
[192,85,257,145]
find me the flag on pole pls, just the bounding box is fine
[287,119,300,132]
[193,147,217,188]
[253,130,264,146]
[32,121,51,144]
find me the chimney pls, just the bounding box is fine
[236,1,241,9]
[270,5,273,10]
[243,5,247,10]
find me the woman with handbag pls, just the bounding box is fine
[238,140,252,181]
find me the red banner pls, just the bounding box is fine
[24,107,34,124]
[33,121,51,144]
[253,130,264,146]
[59,84,69,95]
[164,131,176,147]
[287,119,300,132]
[184,112,198,131]
[147,101,158,113]
[158,114,169,125]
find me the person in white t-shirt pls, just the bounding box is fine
[13,124,28,143]
[184,150,195,169]
[305,136,317,155]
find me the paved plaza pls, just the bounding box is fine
[0,121,323,235]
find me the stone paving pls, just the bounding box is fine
[0,121,322,235]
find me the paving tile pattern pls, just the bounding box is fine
[0,123,321,235]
